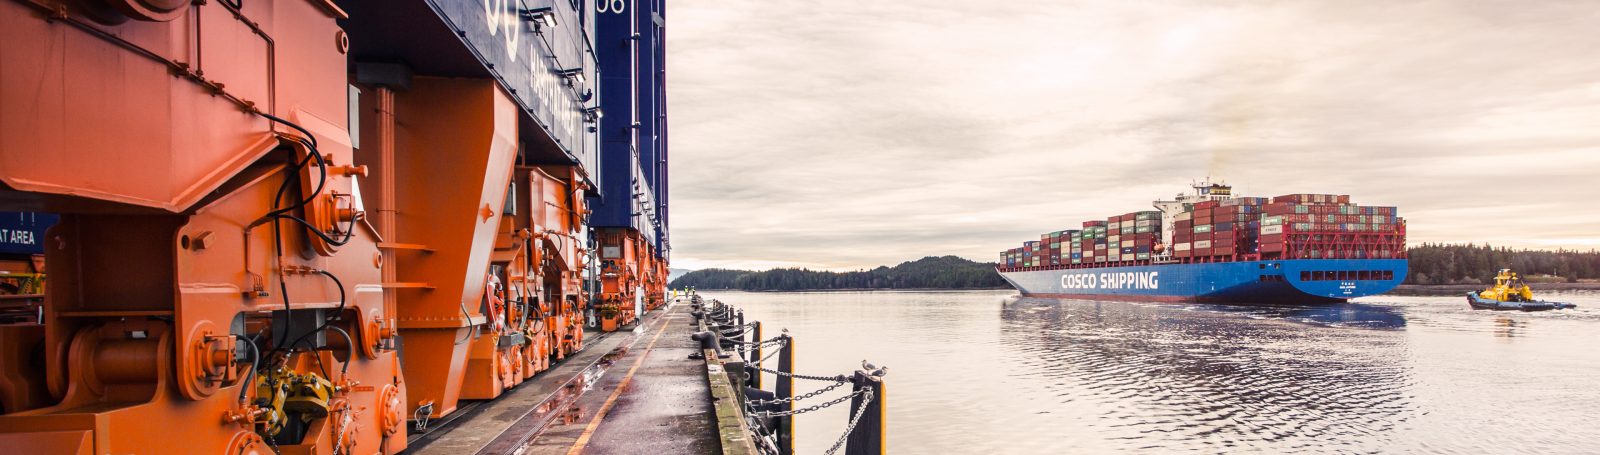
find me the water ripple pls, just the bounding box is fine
[708,289,1600,454]
[999,297,1415,453]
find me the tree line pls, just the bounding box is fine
[669,255,1008,291]
[669,246,1600,291]
[1404,243,1600,285]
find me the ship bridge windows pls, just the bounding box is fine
[1299,270,1394,281]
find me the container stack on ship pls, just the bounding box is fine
[998,181,1407,303]
[0,0,668,453]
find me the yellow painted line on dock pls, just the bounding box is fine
[565,308,675,454]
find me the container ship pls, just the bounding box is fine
[997,181,1407,303]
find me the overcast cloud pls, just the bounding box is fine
[665,0,1600,271]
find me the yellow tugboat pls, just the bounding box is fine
[1466,269,1577,311]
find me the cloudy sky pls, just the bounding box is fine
[665,0,1600,271]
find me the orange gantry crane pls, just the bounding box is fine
[0,0,670,453]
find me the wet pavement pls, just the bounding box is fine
[521,300,720,455]
[412,300,720,454]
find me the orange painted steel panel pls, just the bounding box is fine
[0,1,406,454]
[0,1,345,213]
[371,76,520,418]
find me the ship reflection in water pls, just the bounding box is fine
[712,290,1600,454]
[999,299,1413,452]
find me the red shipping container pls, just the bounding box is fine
[1195,200,1220,209]
[1195,208,1214,217]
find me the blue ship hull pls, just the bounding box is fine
[997,259,1407,303]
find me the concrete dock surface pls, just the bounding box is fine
[409,301,720,454]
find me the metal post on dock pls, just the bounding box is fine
[843,368,887,455]
[736,310,746,345]
[748,321,763,388]
[775,334,794,455]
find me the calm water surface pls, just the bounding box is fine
[701,289,1600,454]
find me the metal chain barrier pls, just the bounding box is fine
[698,298,888,455]
[747,378,846,407]
[825,386,875,455]
[753,340,787,364]
[730,336,786,353]
[754,387,865,418]
[757,365,849,382]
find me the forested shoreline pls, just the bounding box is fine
[1403,243,1599,285]
[669,245,1600,291]
[668,256,1007,291]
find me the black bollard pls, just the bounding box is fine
[688,330,721,359]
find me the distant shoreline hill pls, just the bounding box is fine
[669,256,1008,291]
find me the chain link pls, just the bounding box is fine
[754,341,786,364]
[746,378,846,407]
[730,336,786,353]
[825,386,874,455]
[757,365,847,382]
[755,387,864,418]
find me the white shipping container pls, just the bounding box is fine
[1121,240,1134,248]
[1195,240,1213,249]
[1261,225,1283,235]
[1175,212,1192,221]
[1175,243,1192,251]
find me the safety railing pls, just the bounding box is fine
[689,296,886,455]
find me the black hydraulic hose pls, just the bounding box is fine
[235,334,260,405]
[293,339,332,379]
[280,270,349,357]
[325,325,356,377]
[258,112,318,147]
[456,302,475,345]
[278,214,353,246]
